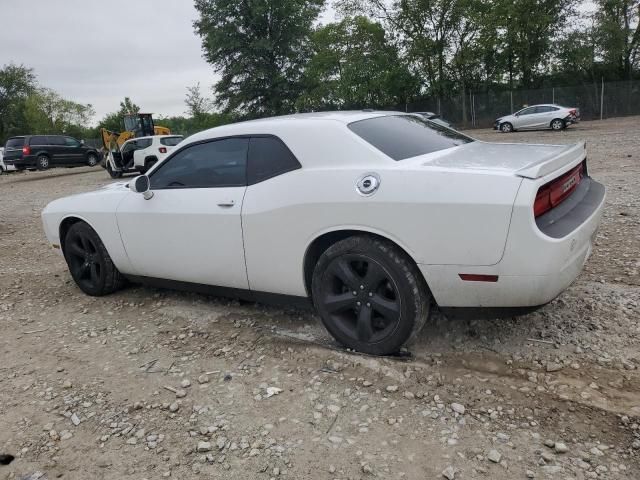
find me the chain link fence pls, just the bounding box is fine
[402,80,640,129]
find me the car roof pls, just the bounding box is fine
[188,110,405,143]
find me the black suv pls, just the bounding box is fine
[3,135,100,171]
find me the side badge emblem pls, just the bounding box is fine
[356,173,381,196]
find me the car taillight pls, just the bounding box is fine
[159,147,167,154]
[534,162,585,218]
[22,145,31,155]
[569,109,577,116]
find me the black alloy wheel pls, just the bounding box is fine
[63,222,125,296]
[312,235,430,355]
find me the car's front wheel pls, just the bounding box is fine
[500,122,513,133]
[551,118,565,131]
[312,235,430,355]
[87,153,98,167]
[63,222,125,296]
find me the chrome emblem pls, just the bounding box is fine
[356,173,381,196]
[562,176,577,193]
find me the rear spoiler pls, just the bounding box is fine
[516,141,586,179]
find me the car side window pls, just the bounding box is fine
[64,137,81,147]
[48,136,65,146]
[137,138,152,149]
[247,136,301,185]
[519,107,535,116]
[30,136,48,146]
[150,138,248,189]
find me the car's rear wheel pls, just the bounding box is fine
[551,118,565,131]
[87,153,98,167]
[37,154,50,170]
[63,222,125,296]
[311,235,430,355]
[500,122,513,133]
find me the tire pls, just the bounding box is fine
[311,235,430,355]
[106,162,123,178]
[87,153,98,167]
[63,222,125,296]
[500,122,513,133]
[144,157,158,173]
[551,118,565,131]
[36,154,50,170]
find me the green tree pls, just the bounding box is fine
[24,88,95,136]
[185,83,212,118]
[0,63,36,143]
[194,0,325,117]
[97,97,141,132]
[297,16,419,110]
[593,0,640,80]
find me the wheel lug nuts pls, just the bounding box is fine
[352,291,357,296]
[356,301,361,306]
[366,303,371,308]
[360,285,364,290]
[368,292,373,297]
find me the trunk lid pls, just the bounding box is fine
[414,140,586,179]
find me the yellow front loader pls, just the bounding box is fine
[100,113,171,178]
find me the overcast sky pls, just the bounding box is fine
[0,0,335,124]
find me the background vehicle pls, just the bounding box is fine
[413,111,456,129]
[2,135,100,171]
[109,135,184,177]
[494,104,580,132]
[42,111,604,356]
[101,113,172,178]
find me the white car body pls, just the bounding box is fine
[495,104,580,132]
[0,147,15,172]
[42,111,605,345]
[119,135,184,173]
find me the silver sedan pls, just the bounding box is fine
[494,104,580,133]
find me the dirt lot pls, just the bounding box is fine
[1,116,639,480]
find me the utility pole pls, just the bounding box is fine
[600,78,604,121]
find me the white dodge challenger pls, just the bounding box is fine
[42,111,605,355]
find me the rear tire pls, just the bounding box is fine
[37,155,50,170]
[63,222,125,296]
[311,235,430,355]
[551,118,565,131]
[500,122,513,133]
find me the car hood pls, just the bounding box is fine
[407,140,585,178]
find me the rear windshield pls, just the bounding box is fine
[348,115,473,161]
[5,137,24,149]
[160,136,184,146]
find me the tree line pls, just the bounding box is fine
[194,0,640,117]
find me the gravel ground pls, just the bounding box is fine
[0,116,639,480]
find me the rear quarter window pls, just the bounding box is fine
[160,136,184,146]
[247,136,301,184]
[348,115,473,161]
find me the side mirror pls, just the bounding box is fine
[130,175,153,200]
[80,140,85,146]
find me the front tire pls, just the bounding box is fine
[37,155,50,170]
[87,153,98,167]
[311,235,430,355]
[551,118,565,131]
[500,122,513,133]
[63,222,125,296]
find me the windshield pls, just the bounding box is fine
[348,115,473,161]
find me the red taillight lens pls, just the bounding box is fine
[159,147,167,154]
[534,162,585,218]
[22,145,31,155]
[569,109,577,116]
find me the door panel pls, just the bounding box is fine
[63,137,85,164]
[47,136,67,164]
[116,187,248,288]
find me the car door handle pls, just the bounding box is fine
[217,200,235,207]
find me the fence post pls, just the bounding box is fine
[510,91,513,114]
[600,78,604,121]
[552,87,555,104]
